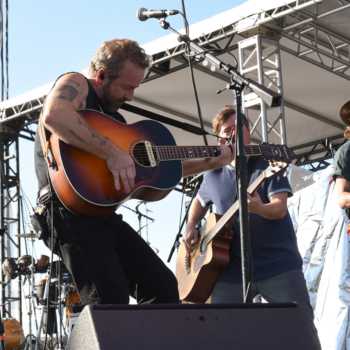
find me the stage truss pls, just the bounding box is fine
[0,0,349,318]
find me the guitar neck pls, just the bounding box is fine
[205,170,268,243]
[157,145,262,161]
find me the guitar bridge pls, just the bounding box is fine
[145,141,156,167]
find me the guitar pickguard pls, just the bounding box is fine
[193,248,207,274]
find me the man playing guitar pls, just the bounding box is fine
[182,105,321,350]
[34,38,234,306]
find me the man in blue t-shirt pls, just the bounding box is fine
[183,105,321,350]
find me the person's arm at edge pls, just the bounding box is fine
[335,175,350,209]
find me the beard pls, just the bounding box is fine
[100,81,126,114]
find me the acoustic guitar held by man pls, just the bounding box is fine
[34,38,234,306]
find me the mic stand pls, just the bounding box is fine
[157,19,282,303]
[16,238,44,350]
[122,205,154,235]
[233,86,252,303]
[167,174,201,263]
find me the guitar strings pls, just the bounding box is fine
[82,144,287,161]
[102,145,266,151]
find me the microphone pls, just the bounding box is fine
[137,8,179,21]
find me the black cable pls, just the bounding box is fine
[58,259,62,348]
[167,176,201,263]
[0,0,3,101]
[5,0,8,100]
[42,192,55,350]
[178,12,189,36]
[180,0,208,146]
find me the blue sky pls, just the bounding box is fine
[9,0,247,275]
[10,0,247,97]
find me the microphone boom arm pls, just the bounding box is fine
[160,21,282,107]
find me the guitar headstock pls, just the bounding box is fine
[265,161,289,179]
[260,142,292,164]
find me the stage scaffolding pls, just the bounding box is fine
[0,0,24,321]
[0,126,22,323]
[0,0,349,318]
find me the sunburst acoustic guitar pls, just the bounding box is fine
[47,109,292,217]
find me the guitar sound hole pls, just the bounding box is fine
[132,142,158,167]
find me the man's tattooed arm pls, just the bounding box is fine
[75,114,107,146]
[69,129,85,143]
[53,85,78,102]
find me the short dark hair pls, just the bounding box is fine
[212,105,250,136]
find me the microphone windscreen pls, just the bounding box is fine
[136,8,147,21]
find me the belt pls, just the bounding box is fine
[38,185,51,202]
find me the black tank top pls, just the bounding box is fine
[34,73,126,193]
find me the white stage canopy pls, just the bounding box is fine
[1,0,349,170]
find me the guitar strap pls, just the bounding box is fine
[120,103,217,137]
[38,111,53,168]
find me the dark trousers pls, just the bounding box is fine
[212,269,321,350]
[41,195,179,305]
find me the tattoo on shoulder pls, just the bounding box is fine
[53,85,78,102]
[63,79,80,88]
[69,129,85,143]
[75,114,107,146]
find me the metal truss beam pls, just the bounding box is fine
[264,2,350,81]
[149,0,350,84]
[150,0,325,67]
[151,22,238,66]
[239,35,287,144]
[0,130,22,322]
[290,133,345,170]
[0,95,44,141]
[144,42,239,85]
